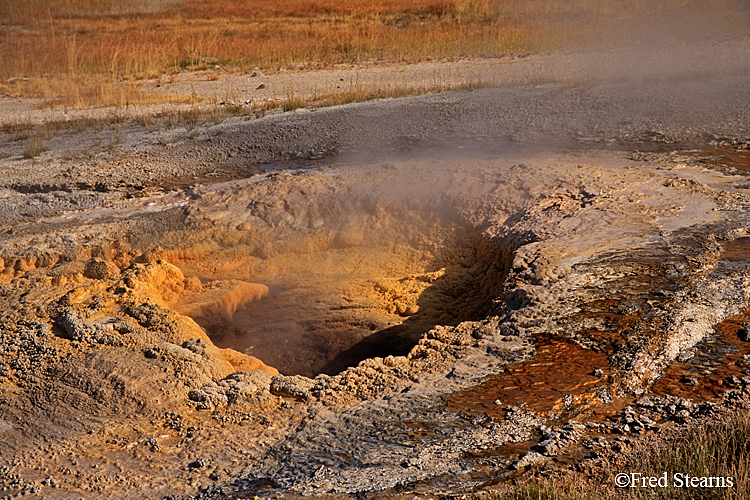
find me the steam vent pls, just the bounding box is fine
[2,20,750,500]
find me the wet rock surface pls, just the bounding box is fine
[0,37,750,499]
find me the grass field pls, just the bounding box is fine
[1,0,745,108]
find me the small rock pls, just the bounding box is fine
[510,451,547,470]
[739,324,750,342]
[182,338,206,356]
[680,375,700,386]
[538,438,560,454]
[83,259,119,280]
[723,375,742,387]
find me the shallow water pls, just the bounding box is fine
[445,337,611,419]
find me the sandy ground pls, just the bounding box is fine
[1,31,750,500]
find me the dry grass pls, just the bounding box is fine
[21,134,48,158]
[2,0,746,107]
[274,79,483,111]
[22,78,198,109]
[615,411,750,500]
[476,411,750,500]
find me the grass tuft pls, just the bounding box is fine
[22,135,48,159]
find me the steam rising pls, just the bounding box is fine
[131,149,534,376]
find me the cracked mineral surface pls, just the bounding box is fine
[1,32,750,500]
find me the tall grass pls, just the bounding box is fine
[480,479,603,500]
[617,412,750,500]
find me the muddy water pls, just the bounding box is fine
[696,146,750,171]
[652,311,750,400]
[446,338,611,419]
[652,237,750,400]
[189,251,503,377]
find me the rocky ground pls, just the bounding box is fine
[1,33,750,499]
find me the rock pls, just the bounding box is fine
[510,451,547,470]
[188,457,207,469]
[83,259,120,279]
[182,338,207,356]
[188,382,229,408]
[270,374,316,400]
[739,324,750,342]
[538,437,560,454]
[188,370,273,407]
[680,375,700,386]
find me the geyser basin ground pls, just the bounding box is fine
[3,144,750,498]
[1,42,750,498]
